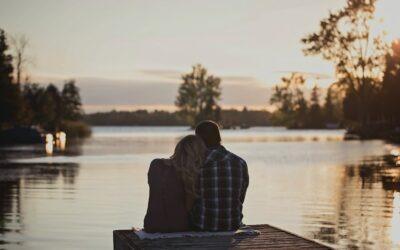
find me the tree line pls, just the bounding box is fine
[269,74,342,129]
[84,108,270,128]
[0,29,90,138]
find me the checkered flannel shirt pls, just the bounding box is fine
[190,145,249,231]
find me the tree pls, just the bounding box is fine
[0,29,21,129]
[10,34,30,85]
[308,85,324,128]
[61,80,83,121]
[302,0,389,124]
[381,40,400,125]
[270,73,308,127]
[42,84,63,132]
[21,83,41,125]
[175,64,221,126]
[324,87,337,123]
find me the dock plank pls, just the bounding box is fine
[113,224,332,249]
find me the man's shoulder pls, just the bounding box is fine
[206,146,247,166]
[225,149,247,167]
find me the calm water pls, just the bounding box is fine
[0,126,399,249]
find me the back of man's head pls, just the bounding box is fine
[195,120,221,148]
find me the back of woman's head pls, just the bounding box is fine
[170,135,207,209]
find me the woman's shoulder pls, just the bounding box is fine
[148,158,173,175]
[150,158,171,168]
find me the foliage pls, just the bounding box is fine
[0,29,90,139]
[302,0,389,124]
[85,110,186,126]
[308,86,324,128]
[381,41,400,125]
[20,81,88,135]
[269,73,344,129]
[175,64,221,127]
[0,29,22,129]
[84,108,270,128]
[324,86,343,123]
[61,80,83,121]
[270,74,312,128]
[219,107,270,128]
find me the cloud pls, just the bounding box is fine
[136,68,266,86]
[137,69,182,81]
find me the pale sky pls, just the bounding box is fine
[1,0,399,112]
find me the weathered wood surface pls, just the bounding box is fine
[113,224,332,249]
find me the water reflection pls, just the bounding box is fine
[0,180,21,247]
[56,132,67,151]
[0,162,79,248]
[303,154,400,249]
[0,127,399,249]
[45,132,67,155]
[45,134,53,155]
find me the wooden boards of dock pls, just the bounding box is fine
[113,224,332,249]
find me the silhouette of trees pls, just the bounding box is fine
[270,74,310,128]
[61,80,82,121]
[381,40,400,125]
[324,86,342,124]
[308,86,324,128]
[219,107,270,128]
[175,64,221,127]
[297,0,400,138]
[43,84,63,132]
[20,81,85,134]
[270,74,343,128]
[22,83,46,126]
[0,28,89,138]
[0,29,22,129]
[84,108,270,127]
[302,0,389,124]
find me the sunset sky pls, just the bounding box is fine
[1,0,399,112]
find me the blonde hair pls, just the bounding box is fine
[169,135,207,210]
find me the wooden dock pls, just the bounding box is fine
[113,224,332,249]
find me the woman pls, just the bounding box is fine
[144,135,207,233]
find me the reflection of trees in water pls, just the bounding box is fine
[304,155,400,249]
[0,140,84,160]
[0,162,79,248]
[0,180,21,248]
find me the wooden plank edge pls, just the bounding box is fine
[253,224,334,249]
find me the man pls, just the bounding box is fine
[191,120,249,231]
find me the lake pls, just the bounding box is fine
[0,126,399,249]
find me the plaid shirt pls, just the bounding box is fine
[190,145,249,231]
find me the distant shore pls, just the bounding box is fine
[83,109,271,128]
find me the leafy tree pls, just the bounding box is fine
[21,83,42,125]
[41,84,63,132]
[61,80,83,121]
[175,64,221,126]
[302,0,389,124]
[0,29,21,129]
[308,85,324,128]
[270,73,308,127]
[324,87,337,123]
[381,40,400,124]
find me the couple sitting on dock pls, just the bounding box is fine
[144,120,249,233]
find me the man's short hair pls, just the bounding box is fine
[195,120,221,148]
